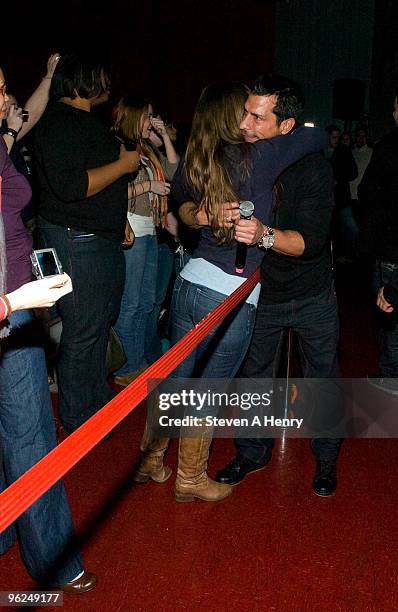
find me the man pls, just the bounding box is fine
[349,127,373,229]
[359,92,398,394]
[214,74,342,496]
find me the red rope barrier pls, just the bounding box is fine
[0,269,260,532]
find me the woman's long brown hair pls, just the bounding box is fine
[184,81,251,243]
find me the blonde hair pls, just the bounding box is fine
[112,94,149,142]
[112,95,168,226]
[184,81,250,243]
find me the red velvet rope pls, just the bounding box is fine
[0,269,260,532]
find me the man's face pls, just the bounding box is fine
[355,129,367,148]
[240,94,284,142]
[329,129,340,149]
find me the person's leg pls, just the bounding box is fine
[114,235,157,376]
[0,464,17,554]
[292,285,342,495]
[215,299,288,485]
[0,310,83,585]
[38,219,125,431]
[377,261,398,380]
[145,241,174,364]
[167,280,257,501]
[233,300,290,464]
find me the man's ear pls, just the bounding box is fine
[280,117,295,134]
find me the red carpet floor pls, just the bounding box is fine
[1,261,397,611]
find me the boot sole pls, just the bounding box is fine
[133,466,172,484]
[174,488,232,503]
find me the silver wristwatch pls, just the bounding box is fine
[258,226,275,249]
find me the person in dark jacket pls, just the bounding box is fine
[359,91,398,394]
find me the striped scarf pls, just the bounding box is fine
[138,140,168,228]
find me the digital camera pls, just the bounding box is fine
[30,248,63,279]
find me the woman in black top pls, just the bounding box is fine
[34,52,139,432]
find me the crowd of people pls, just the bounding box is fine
[1,48,397,591]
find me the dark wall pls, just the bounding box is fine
[274,0,374,131]
[369,0,398,140]
[2,1,276,125]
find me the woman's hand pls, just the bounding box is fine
[150,117,167,137]
[219,201,240,227]
[6,104,24,133]
[7,274,73,312]
[45,53,61,79]
[150,180,170,196]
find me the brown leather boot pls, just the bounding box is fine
[174,425,232,502]
[133,437,171,483]
[133,387,171,484]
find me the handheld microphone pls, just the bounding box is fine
[235,200,255,273]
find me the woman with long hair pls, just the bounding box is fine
[111,95,179,387]
[134,81,326,502]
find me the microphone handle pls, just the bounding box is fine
[235,242,247,273]
[235,210,253,274]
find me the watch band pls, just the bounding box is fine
[1,127,18,139]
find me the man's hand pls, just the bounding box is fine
[235,217,264,245]
[119,145,140,173]
[377,287,394,313]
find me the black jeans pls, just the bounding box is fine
[38,218,125,431]
[374,260,398,380]
[236,284,342,462]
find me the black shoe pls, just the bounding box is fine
[313,458,337,497]
[215,454,270,485]
[367,376,398,396]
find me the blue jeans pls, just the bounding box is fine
[165,276,257,417]
[236,284,342,461]
[0,310,83,585]
[145,241,174,364]
[374,260,398,378]
[114,234,158,374]
[38,217,125,431]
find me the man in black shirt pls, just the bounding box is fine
[216,75,342,496]
[359,92,398,394]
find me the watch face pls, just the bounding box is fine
[263,234,274,248]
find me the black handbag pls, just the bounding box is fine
[106,327,126,375]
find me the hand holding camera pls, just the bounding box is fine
[6,104,28,133]
[7,274,73,313]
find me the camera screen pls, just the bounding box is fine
[36,250,61,277]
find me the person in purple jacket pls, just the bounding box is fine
[133,80,327,503]
[0,62,96,593]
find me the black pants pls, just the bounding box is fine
[236,286,343,462]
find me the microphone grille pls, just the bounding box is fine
[239,200,255,217]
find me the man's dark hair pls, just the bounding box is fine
[50,52,110,101]
[252,73,304,125]
[325,124,340,134]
